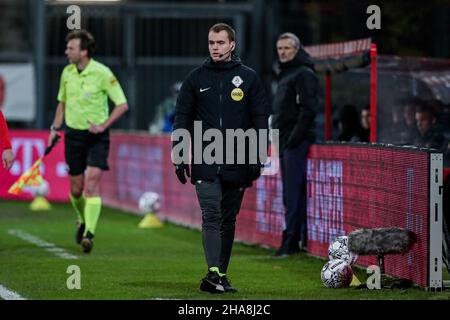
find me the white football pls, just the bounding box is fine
[328,235,358,265]
[321,259,353,288]
[138,192,160,213]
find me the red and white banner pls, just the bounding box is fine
[0,130,69,201]
[305,38,372,59]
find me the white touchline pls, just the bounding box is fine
[0,284,27,300]
[8,229,78,260]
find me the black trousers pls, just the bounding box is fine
[195,177,245,274]
[279,140,311,252]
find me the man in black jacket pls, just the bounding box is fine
[172,23,269,293]
[271,32,318,257]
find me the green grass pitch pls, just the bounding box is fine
[0,200,449,300]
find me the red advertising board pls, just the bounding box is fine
[307,144,430,287]
[0,130,69,201]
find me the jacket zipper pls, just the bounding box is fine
[217,79,223,175]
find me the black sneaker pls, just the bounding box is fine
[272,247,289,258]
[200,271,225,294]
[288,245,301,255]
[220,276,237,293]
[81,231,94,254]
[75,222,85,245]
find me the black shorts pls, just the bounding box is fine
[64,127,110,176]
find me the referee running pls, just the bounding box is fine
[48,30,128,253]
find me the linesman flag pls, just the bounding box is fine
[8,134,60,195]
[8,158,43,195]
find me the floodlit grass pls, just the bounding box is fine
[1,200,449,300]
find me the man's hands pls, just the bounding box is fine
[2,149,14,170]
[174,163,263,185]
[248,163,263,182]
[88,121,106,134]
[175,163,190,184]
[48,129,60,148]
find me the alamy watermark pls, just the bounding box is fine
[171,122,279,175]
[66,5,81,30]
[366,5,381,30]
[66,265,81,290]
[366,265,381,289]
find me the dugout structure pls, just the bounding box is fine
[306,38,450,148]
[304,38,376,141]
[303,38,449,289]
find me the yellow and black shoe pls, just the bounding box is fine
[81,231,94,254]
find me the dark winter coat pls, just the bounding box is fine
[271,48,319,152]
[173,55,270,184]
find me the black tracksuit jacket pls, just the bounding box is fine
[173,55,269,184]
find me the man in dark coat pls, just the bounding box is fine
[172,23,269,293]
[271,32,319,257]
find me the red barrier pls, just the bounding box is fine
[0,130,69,201]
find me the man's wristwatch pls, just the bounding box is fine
[50,125,61,132]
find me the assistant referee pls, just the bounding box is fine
[48,30,128,253]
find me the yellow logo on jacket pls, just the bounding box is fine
[231,88,244,101]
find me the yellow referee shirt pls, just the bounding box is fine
[57,58,127,130]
